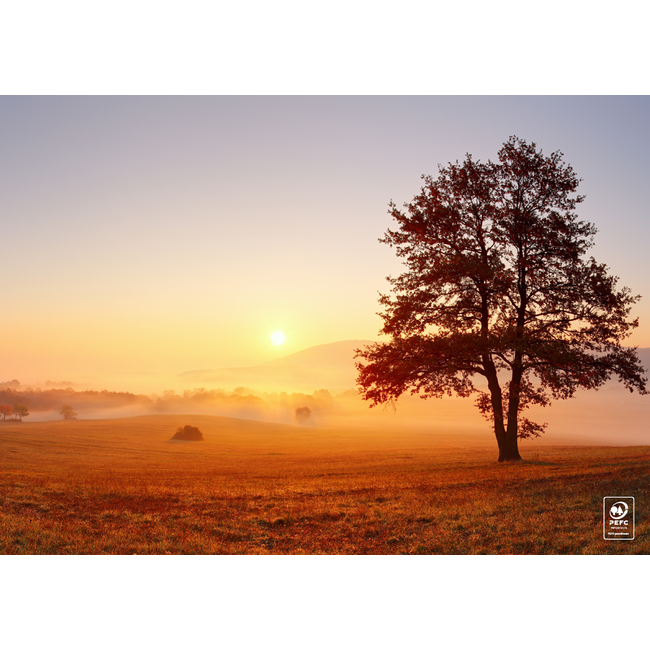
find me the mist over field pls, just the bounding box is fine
[2,344,649,557]
[2,341,648,447]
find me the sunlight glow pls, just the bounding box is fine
[270,330,286,346]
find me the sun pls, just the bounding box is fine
[270,330,286,346]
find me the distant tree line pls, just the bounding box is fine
[153,387,335,417]
[0,386,151,413]
[0,384,340,421]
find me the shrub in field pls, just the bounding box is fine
[171,425,204,441]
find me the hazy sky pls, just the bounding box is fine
[1,96,649,386]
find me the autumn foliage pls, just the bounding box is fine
[0,404,29,421]
[356,137,648,461]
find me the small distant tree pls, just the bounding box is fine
[12,405,29,421]
[0,405,13,420]
[295,407,312,423]
[60,405,78,420]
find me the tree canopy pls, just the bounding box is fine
[12,404,29,421]
[60,405,78,420]
[295,406,312,423]
[356,136,647,461]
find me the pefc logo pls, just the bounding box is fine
[609,502,629,520]
[603,497,635,540]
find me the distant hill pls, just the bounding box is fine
[260,340,375,369]
[177,343,649,393]
[177,340,376,391]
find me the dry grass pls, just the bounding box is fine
[1,414,648,554]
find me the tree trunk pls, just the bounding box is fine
[483,356,516,461]
[497,428,522,461]
[501,350,524,462]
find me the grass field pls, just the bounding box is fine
[1,414,648,554]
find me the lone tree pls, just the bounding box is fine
[356,137,647,462]
[60,405,78,420]
[295,406,312,423]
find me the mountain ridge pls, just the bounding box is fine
[176,342,650,392]
[178,340,375,376]
[176,340,376,390]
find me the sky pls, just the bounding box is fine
[1,96,649,389]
